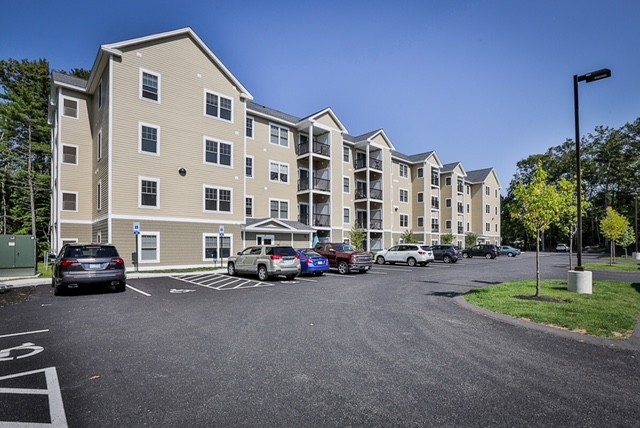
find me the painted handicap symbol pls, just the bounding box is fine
[0,342,44,361]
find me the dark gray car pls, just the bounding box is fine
[52,243,127,295]
[425,245,460,263]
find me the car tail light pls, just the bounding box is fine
[110,258,125,266]
[270,255,282,260]
[295,254,300,259]
[304,257,313,264]
[418,251,426,255]
[59,259,78,267]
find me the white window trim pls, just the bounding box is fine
[202,136,233,168]
[203,88,234,123]
[246,116,254,139]
[203,184,233,214]
[98,79,104,109]
[202,233,233,262]
[97,180,102,211]
[343,176,350,193]
[245,155,254,178]
[138,176,160,209]
[417,216,424,227]
[138,231,160,263]
[399,163,408,178]
[343,145,350,163]
[269,161,289,184]
[400,188,409,203]
[96,232,102,243]
[139,68,161,104]
[245,195,254,218]
[269,198,290,220]
[269,123,289,148]
[61,191,78,212]
[400,214,409,228]
[139,122,160,156]
[417,167,424,178]
[417,192,424,203]
[61,96,79,119]
[97,129,103,161]
[61,144,78,165]
[343,207,350,224]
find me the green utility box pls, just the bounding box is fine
[0,235,37,277]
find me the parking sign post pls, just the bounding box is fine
[218,226,224,267]
[133,222,140,272]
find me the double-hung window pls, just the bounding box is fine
[204,187,232,212]
[62,192,77,211]
[400,214,409,228]
[270,200,289,219]
[246,117,254,138]
[343,177,350,193]
[204,139,232,166]
[140,233,159,262]
[245,196,253,217]
[269,161,288,183]
[140,124,159,154]
[205,91,232,121]
[62,97,78,118]
[140,178,159,208]
[62,145,78,164]
[400,189,409,203]
[399,164,408,178]
[270,124,289,147]
[245,156,253,177]
[141,70,160,102]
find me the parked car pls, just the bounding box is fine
[314,242,373,274]
[499,245,521,257]
[296,249,330,276]
[375,244,434,266]
[427,245,460,263]
[52,243,127,295]
[462,244,500,259]
[556,243,569,252]
[227,245,300,281]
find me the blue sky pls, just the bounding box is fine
[2,1,638,190]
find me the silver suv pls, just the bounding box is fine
[227,245,300,281]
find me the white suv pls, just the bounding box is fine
[227,245,300,281]
[375,244,434,266]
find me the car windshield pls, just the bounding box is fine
[420,246,432,251]
[300,250,321,257]
[67,246,118,258]
[335,244,356,252]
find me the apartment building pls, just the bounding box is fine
[49,27,501,270]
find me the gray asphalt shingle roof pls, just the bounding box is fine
[52,71,88,89]
[465,168,494,183]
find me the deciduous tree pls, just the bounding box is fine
[600,207,629,265]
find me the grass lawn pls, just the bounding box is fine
[583,260,640,273]
[464,279,640,339]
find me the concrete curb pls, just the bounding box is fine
[454,295,640,352]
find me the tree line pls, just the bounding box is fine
[502,119,640,251]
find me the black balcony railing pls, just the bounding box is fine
[298,179,309,192]
[298,214,309,225]
[354,157,383,170]
[431,226,439,232]
[431,175,440,186]
[313,177,330,192]
[458,227,464,234]
[313,141,330,157]
[431,202,440,209]
[313,214,330,227]
[355,189,367,199]
[297,142,309,156]
[369,220,382,230]
[369,188,382,200]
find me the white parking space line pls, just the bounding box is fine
[296,277,318,282]
[125,284,151,297]
[201,275,232,286]
[0,329,49,339]
[372,266,414,271]
[368,271,388,275]
[323,273,357,278]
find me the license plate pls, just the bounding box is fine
[89,263,101,269]
[315,260,324,265]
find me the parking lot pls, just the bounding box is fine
[1,253,639,427]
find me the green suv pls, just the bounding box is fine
[227,245,301,281]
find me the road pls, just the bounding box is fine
[1,252,638,427]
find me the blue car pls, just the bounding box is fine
[296,249,330,276]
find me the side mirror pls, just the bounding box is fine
[237,251,242,255]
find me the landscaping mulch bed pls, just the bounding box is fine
[0,286,34,307]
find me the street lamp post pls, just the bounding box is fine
[573,68,611,271]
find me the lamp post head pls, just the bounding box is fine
[577,68,612,83]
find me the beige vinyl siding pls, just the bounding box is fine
[112,219,242,269]
[93,219,109,243]
[60,223,92,243]
[92,67,111,218]
[314,113,341,131]
[109,34,245,219]
[59,90,93,223]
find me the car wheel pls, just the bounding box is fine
[257,265,269,281]
[115,283,126,292]
[54,284,65,296]
[376,256,386,265]
[407,257,417,267]
[507,252,514,257]
[227,262,236,276]
[485,253,492,259]
[462,252,469,259]
[443,255,452,263]
[338,261,349,274]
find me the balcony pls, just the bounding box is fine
[431,226,439,232]
[298,214,309,225]
[298,177,331,192]
[297,138,330,157]
[313,213,330,227]
[431,201,440,209]
[370,188,382,200]
[431,175,440,186]
[355,157,383,171]
[458,227,464,234]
